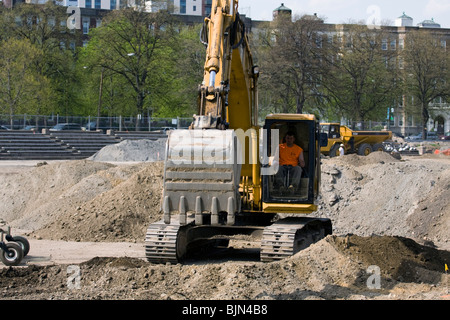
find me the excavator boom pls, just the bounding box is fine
[193,0,258,131]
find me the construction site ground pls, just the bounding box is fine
[0,139,449,300]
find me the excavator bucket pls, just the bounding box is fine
[145,129,244,263]
[161,129,241,226]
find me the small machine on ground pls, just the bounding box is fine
[0,226,30,266]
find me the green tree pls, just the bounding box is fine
[149,23,205,117]
[1,3,81,117]
[83,8,177,128]
[0,38,47,127]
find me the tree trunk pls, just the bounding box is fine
[422,101,429,139]
[135,92,145,131]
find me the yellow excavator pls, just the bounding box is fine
[145,0,331,263]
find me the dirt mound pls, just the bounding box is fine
[329,235,449,283]
[316,152,450,249]
[327,150,402,167]
[32,162,164,242]
[0,151,449,300]
[0,160,115,230]
[1,235,448,300]
[2,150,447,249]
[89,139,167,162]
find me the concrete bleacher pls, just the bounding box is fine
[48,130,122,158]
[113,131,168,141]
[0,130,82,160]
[0,129,168,160]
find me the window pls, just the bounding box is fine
[381,39,387,50]
[83,21,89,34]
[95,0,101,9]
[111,0,116,9]
[407,115,413,127]
[85,0,91,8]
[193,5,196,12]
[399,38,404,50]
[390,39,396,50]
[180,0,186,14]
[316,34,323,48]
[328,34,333,44]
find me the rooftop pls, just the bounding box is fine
[274,3,292,13]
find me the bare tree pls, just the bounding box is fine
[259,14,327,114]
[323,23,401,128]
[402,30,450,138]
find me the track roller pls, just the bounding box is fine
[145,220,188,264]
[260,217,332,262]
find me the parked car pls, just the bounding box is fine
[0,125,9,130]
[406,133,422,141]
[84,121,120,133]
[440,132,450,141]
[161,127,176,132]
[49,123,82,131]
[21,125,37,131]
[426,132,438,140]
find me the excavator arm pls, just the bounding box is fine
[193,0,259,131]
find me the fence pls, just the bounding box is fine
[0,114,193,132]
[1,114,411,134]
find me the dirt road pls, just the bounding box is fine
[4,239,145,268]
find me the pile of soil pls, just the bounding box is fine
[89,139,167,162]
[17,151,446,249]
[0,235,448,300]
[33,162,164,242]
[316,152,450,249]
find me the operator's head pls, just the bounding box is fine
[285,131,296,147]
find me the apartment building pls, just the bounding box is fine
[172,0,211,16]
[387,14,450,136]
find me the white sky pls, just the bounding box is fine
[238,0,450,28]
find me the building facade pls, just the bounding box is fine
[172,0,211,16]
[387,14,450,136]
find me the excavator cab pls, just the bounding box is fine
[261,114,327,214]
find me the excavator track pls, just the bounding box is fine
[260,218,332,262]
[145,220,187,264]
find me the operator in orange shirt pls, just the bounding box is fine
[273,131,305,192]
